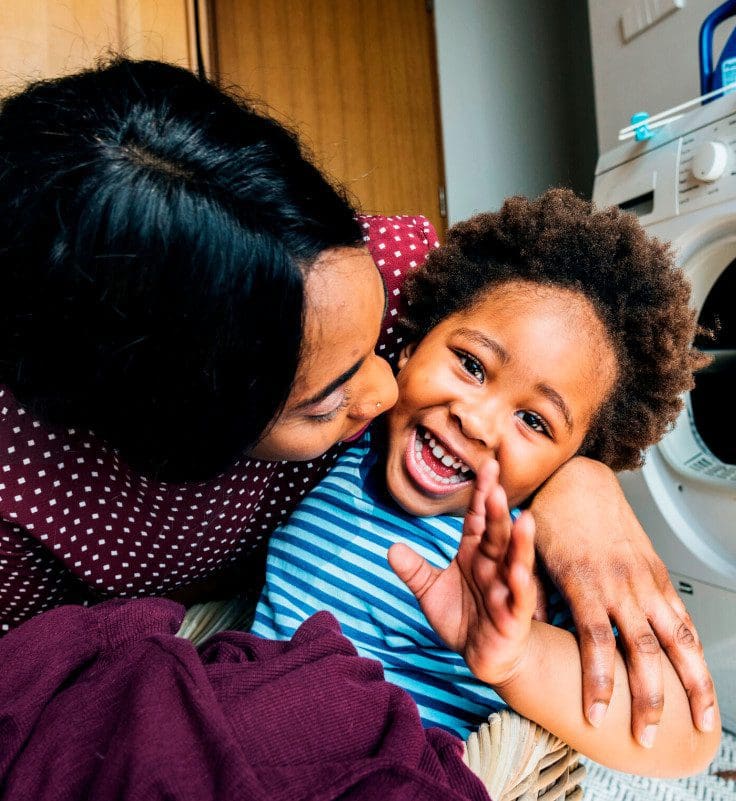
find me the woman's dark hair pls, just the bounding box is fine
[0,58,361,480]
[402,189,709,471]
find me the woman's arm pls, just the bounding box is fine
[390,462,720,777]
[493,621,721,777]
[531,456,716,742]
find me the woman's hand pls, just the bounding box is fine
[531,456,717,745]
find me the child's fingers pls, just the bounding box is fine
[506,512,537,618]
[462,459,498,541]
[388,542,441,602]
[507,510,536,573]
[478,481,512,563]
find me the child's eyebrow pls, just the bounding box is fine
[536,383,574,433]
[455,327,509,365]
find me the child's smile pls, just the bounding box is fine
[405,424,476,496]
[385,281,617,516]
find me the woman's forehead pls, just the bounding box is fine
[289,248,384,404]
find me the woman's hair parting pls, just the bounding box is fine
[401,188,709,471]
[0,58,361,479]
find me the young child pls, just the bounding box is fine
[252,189,720,776]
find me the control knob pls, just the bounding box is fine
[691,141,729,182]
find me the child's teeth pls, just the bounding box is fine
[441,454,454,467]
[432,445,444,458]
[460,465,470,474]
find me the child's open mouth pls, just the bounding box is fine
[404,425,476,496]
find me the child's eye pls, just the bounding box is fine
[516,410,551,437]
[455,351,485,383]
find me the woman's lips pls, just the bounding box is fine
[403,427,474,497]
[342,423,371,443]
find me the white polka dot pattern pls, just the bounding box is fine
[0,214,440,632]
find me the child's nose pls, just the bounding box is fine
[451,398,502,450]
[349,355,399,421]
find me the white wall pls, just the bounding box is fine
[434,0,596,224]
[589,0,733,154]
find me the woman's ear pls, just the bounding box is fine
[397,343,417,371]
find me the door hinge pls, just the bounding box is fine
[426,0,434,13]
[438,186,447,218]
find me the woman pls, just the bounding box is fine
[0,59,714,741]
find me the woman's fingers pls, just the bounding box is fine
[645,594,717,733]
[570,597,618,728]
[614,600,665,748]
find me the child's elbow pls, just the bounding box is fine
[683,723,722,777]
[662,711,722,778]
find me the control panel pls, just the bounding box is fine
[678,112,736,212]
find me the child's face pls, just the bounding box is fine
[385,281,617,515]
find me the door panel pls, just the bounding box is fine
[211,0,446,233]
[0,0,194,96]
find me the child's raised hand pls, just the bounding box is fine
[388,459,537,686]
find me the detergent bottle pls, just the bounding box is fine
[700,0,736,101]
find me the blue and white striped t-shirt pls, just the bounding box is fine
[253,432,571,739]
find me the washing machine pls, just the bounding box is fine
[593,97,736,734]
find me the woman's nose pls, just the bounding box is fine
[349,355,399,421]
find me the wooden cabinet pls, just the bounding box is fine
[0,0,196,96]
[210,0,446,233]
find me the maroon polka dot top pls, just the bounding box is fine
[0,215,440,632]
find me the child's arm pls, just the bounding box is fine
[388,461,721,778]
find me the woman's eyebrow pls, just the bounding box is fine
[293,358,364,411]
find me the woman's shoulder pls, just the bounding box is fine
[358,215,441,365]
[358,214,440,276]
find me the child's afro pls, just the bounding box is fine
[401,188,709,471]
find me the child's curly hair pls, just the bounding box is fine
[401,188,709,471]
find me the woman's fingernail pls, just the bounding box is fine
[640,724,658,749]
[588,702,607,728]
[701,706,715,732]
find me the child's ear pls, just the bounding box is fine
[397,343,417,370]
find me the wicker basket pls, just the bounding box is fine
[176,595,255,645]
[464,709,586,801]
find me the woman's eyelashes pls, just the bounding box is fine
[309,390,351,424]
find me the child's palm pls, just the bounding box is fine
[388,460,537,686]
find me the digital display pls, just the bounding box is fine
[617,190,654,217]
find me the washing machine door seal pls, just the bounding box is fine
[641,214,736,583]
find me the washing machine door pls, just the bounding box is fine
[640,213,736,586]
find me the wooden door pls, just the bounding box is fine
[0,0,196,96]
[209,0,446,234]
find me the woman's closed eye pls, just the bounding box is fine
[308,390,351,423]
[516,410,552,437]
[455,350,485,383]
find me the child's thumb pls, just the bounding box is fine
[388,543,440,602]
